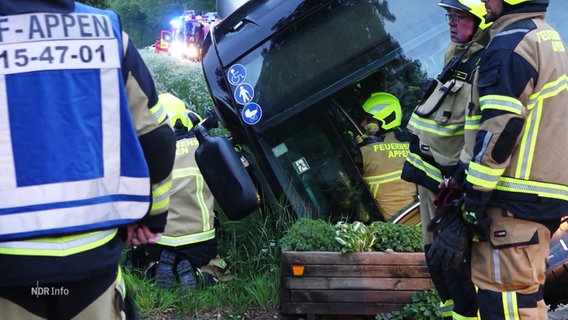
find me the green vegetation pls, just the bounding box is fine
[279,218,423,253]
[279,218,342,252]
[375,287,442,320]
[335,220,423,253]
[126,52,439,319]
[126,203,289,319]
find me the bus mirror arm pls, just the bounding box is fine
[201,107,220,130]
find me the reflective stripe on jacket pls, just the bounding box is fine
[465,12,568,220]
[157,136,215,247]
[360,131,416,220]
[0,3,151,241]
[403,30,489,193]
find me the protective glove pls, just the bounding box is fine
[462,208,491,242]
[427,216,471,271]
[427,198,471,271]
[427,197,463,234]
[463,189,492,242]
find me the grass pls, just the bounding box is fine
[124,208,288,319]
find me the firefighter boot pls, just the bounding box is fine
[176,260,197,291]
[155,251,176,289]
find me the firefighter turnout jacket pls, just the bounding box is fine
[157,132,216,247]
[360,131,417,220]
[462,7,568,319]
[0,1,175,286]
[402,29,490,193]
[464,10,568,222]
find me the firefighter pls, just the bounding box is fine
[358,92,419,224]
[0,1,176,319]
[401,0,490,318]
[133,93,226,290]
[429,0,568,319]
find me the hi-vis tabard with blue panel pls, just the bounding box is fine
[0,4,150,241]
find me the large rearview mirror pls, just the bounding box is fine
[194,123,260,220]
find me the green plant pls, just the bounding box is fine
[279,218,342,252]
[375,287,442,320]
[282,219,423,253]
[366,221,423,252]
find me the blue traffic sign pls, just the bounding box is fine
[234,83,254,105]
[241,103,262,125]
[227,64,246,86]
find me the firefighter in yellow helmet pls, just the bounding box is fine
[401,0,491,318]
[358,92,418,224]
[131,93,229,290]
[429,0,565,319]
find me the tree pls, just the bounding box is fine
[77,0,109,9]
[107,0,215,47]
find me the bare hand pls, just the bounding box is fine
[126,224,161,246]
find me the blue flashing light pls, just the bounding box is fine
[170,19,182,29]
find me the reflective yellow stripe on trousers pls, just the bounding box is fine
[157,228,216,247]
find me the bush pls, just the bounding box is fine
[279,218,342,252]
[280,219,424,253]
[375,287,442,320]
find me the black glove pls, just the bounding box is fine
[427,198,471,271]
[427,197,463,233]
[463,189,492,241]
[428,217,471,271]
[463,208,491,241]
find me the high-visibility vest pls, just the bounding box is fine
[0,3,150,241]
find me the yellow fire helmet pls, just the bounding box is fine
[361,92,402,131]
[438,0,492,30]
[159,93,202,131]
[504,0,548,4]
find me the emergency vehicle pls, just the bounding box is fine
[154,30,173,54]
[195,0,568,306]
[155,11,217,60]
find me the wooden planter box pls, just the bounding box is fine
[279,251,433,318]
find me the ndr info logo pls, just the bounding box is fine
[31,281,69,297]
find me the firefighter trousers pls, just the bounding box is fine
[418,185,436,246]
[471,207,550,320]
[421,186,478,319]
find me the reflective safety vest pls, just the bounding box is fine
[0,4,150,241]
[157,136,215,247]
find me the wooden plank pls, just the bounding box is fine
[279,251,433,317]
[280,301,403,315]
[279,288,291,302]
[282,277,433,290]
[289,289,418,303]
[280,264,430,278]
[282,251,426,265]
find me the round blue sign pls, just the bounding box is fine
[241,103,262,125]
[227,64,246,86]
[233,83,254,105]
